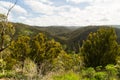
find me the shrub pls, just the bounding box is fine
[105,64,118,79]
[94,72,107,80]
[82,67,95,79]
[81,28,120,67]
[53,71,80,80]
[53,53,82,72]
[23,58,37,79]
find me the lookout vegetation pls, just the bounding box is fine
[0,13,120,80]
[0,1,120,78]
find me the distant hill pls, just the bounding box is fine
[4,23,120,53]
[34,26,75,36]
[13,23,61,40]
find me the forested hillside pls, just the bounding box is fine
[13,23,120,53]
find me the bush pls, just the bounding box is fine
[0,70,15,78]
[23,58,37,78]
[82,67,95,79]
[53,53,82,72]
[81,28,120,67]
[53,71,80,80]
[105,64,118,79]
[94,72,107,80]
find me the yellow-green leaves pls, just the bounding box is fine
[10,36,31,63]
[30,33,63,64]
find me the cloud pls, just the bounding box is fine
[24,0,55,15]
[19,0,120,26]
[66,0,93,4]
[39,0,53,4]
[1,0,120,26]
[21,0,120,26]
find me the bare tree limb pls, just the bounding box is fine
[6,0,17,21]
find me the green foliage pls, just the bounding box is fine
[0,14,14,71]
[4,22,120,53]
[30,33,47,63]
[81,27,120,67]
[53,71,80,80]
[23,58,37,79]
[30,33,63,64]
[28,33,66,74]
[1,23,120,79]
[105,64,118,79]
[10,36,31,68]
[0,70,15,78]
[52,65,120,80]
[0,14,15,52]
[8,32,67,75]
[82,67,96,79]
[116,56,120,78]
[5,57,17,70]
[53,53,82,72]
[94,72,107,80]
[0,59,6,73]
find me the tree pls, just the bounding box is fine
[30,33,63,64]
[81,27,120,68]
[0,0,17,52]
[30,33,47,64]
[0,0,17,72]
[30,33,64,74]
[10,36,31,68]
[0,14,15,52]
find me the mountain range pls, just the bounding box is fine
[12,23,120,53]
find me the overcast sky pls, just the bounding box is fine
[0,0,120,26]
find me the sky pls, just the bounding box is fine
[0,0,120,26]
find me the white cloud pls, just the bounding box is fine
[13,6,28,15]
[24,0,55,15]
[1,0,120,26]
[39,0,53,4]
[66,0,93,4]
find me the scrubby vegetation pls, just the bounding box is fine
[0,13,120,80]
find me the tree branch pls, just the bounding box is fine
[6,0,17,21]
